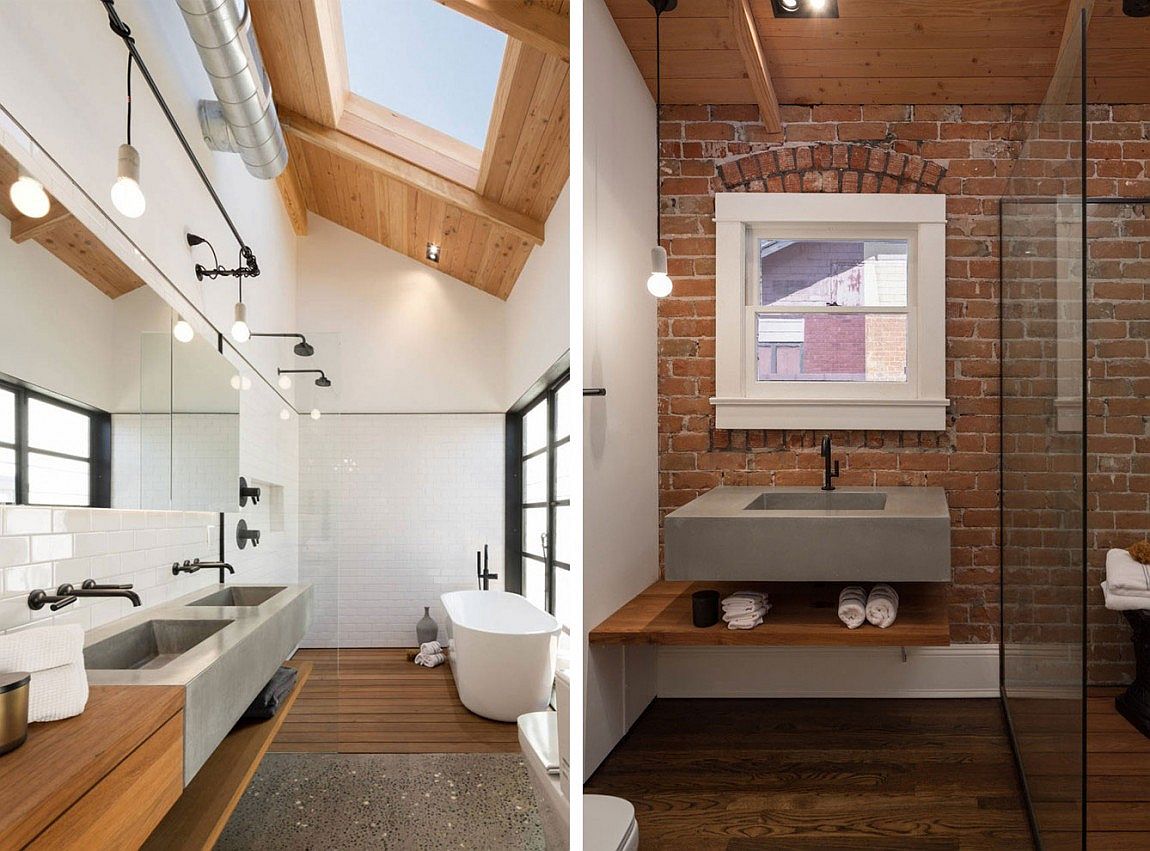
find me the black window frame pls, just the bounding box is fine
[0,377,111,508]
[505,355,570,616]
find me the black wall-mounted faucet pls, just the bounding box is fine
[57,581,141,607]
[239,476,261,507]
[237,519,261,549]
[173,558,235,584]
[821,435,841,492]
[27,589,76,611]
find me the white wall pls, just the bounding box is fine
[583,0,661,779]
[505,182,572,405]
[296,218,507,413]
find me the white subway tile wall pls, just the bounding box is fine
[299,414,504,648]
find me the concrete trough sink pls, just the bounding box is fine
[664,486,950,583]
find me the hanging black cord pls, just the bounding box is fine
[125,52,132,145]
[655,6,662,246]
[100,0,247,251]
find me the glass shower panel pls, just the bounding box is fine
[1000,10,1086,850]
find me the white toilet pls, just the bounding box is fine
[518,668,638,851]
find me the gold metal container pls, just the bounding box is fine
[0,672,30,755]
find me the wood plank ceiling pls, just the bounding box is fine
[249,0,569,299]
[0,147,145,299]
[607,0,1150,108]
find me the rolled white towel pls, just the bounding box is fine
[1106,549,1150,598]
[414,651,446,668]
[27,661,89,723]
[838,585,867,629]
[866,584,900,629]
[0,624,85,673]
[1102,581,1150,612]
[418,640,443,656]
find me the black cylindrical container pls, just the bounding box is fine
[692,590,720,628]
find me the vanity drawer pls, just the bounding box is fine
[26,711,184,851]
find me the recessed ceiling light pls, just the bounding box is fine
[426,242,440,263]
[780,0,798,8]
[770,0,837,16]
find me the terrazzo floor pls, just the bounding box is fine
[215,753,545,850]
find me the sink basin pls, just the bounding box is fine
[665,486,950,582]
[187,586,286,607]
[745,491,887,511]
[84,619,231,671]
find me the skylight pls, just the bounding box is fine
[341,0,507,150]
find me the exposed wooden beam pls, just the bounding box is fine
[728,0,781,134]
[275,159,309,237]
[279,110,545,245]
[434,0,569,61]
[1045,0,1094,106]
[304,0,349,125]
[338,93,482,189]
[9,205,73,244]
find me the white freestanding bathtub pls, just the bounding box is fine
[441,590,561,722]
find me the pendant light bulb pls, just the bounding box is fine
[310,408,322,420]
[9,175,50,218]
[172,317,194,343]
[278,374,293,390]
[111,144,146,218]
[231,301,251,343]
[647,246,673,298]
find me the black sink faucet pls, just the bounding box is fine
[172,558,235,584]
[821,435,841,492]
[57,581,141,607]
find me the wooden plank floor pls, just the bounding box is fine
[269,648,519,754]
[1087,687,1150,850]
[585,698,1033,850]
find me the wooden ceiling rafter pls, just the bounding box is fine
[728,0,782,134]
[434,0,570,61]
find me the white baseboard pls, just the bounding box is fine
[657,644,999,698]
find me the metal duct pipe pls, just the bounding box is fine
[175,0,288,179]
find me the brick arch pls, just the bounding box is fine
[717,144,946,195]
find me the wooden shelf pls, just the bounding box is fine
[142,660,313,851]
[589,581,950,647]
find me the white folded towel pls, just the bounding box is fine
[0,624,85,673]
[726,614,764,630]
[1106,549,1150,598]
[414,651,446,668]
[418,640,443,656]
[1102,581,1150,612]
[866,584,900,629]
[0,625,89,723]
[838,585,867,629]
[28,662,90,722]
[722,605,768,624]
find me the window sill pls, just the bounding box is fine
[710,397,950,431]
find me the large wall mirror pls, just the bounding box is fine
[0,138,239,512]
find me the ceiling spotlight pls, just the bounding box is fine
[280,408,291,421]
[231,301,250,343]
[9,175,50,218]
[310,408,322,420]
[769,0,837,16]
[780,0,798,8]
[808,0,827,9]
[426,243,440,263]
[278,373,292,390]
[173,317,194,343]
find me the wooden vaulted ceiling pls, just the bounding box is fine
[607,0,1150,121]
[0,146,145,299]
[249,0,569,299]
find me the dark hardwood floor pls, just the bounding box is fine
[585,698,1033,850]
[269,648,519,754]
[1087,687,1150,850]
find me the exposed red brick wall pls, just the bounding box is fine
[656,103,1150,670]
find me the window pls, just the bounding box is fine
[506,364,572,627]
[714,193,948,430]
[0,379,111,507]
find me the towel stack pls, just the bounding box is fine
[414,640,446,668]
[0,625,89,722]
[722,591,770,630]
[1102,548,1150,611]
[838,584,900,629]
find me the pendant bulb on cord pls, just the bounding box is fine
[646,1,672,298]
[111,53,146,218]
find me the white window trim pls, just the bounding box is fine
[712,192,949,431]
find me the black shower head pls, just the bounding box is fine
[1125,0,1150,15]
[294,338,315,357]
[315,375,332,388]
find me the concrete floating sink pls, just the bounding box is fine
[664,486,950,583]
[84,583,313,785]
[84,619,231,671]
[187,585,286,607]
